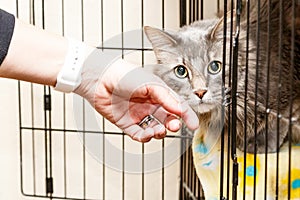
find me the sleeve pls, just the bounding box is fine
[0,9,15,66]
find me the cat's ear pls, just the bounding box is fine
[144,26,179,63]
[210,10,236,39]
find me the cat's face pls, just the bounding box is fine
[145,19,229,116]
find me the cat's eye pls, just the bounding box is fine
[174,65,188,78]
[208,61,222,75]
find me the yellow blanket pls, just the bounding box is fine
[192,128,300,200]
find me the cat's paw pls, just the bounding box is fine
[223,87,232,107]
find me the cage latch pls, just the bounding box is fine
[233,161,239,186]
[46,177,54,194]
[44,95,52,111]
[232,159,239,200]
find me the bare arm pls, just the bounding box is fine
[0,19,93,86]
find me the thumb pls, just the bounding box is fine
[147,83,199,130]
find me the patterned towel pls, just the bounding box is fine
[192,127,300,200]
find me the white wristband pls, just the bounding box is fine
[54,38,86,93]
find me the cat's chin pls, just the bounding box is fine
[196,103,216,115]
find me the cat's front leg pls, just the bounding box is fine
[223,87,232,107]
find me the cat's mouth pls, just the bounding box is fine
[197,102,217,114]
[188,99,218,114]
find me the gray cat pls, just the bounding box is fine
[144,0,300,153]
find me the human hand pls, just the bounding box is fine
[75,52,199,142]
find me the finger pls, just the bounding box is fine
[123,70,199,130]
[151,106,182,132]
[153,124,167,139]
[179,101,199,130]
[124,124,154,143]
[164,116,182,132]
[148,84,199,130]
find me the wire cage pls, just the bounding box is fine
[11,0,299,199]
[15,0,211,199]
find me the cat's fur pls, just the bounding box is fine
[145,0,300,153]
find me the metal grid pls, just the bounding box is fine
[181,0,299,200]
[14,0,299,200]
[16,0,207,199]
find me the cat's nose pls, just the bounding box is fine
[194,89,207,99]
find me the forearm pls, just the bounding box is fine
[0,16,97,89]
[0,19,69,86]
